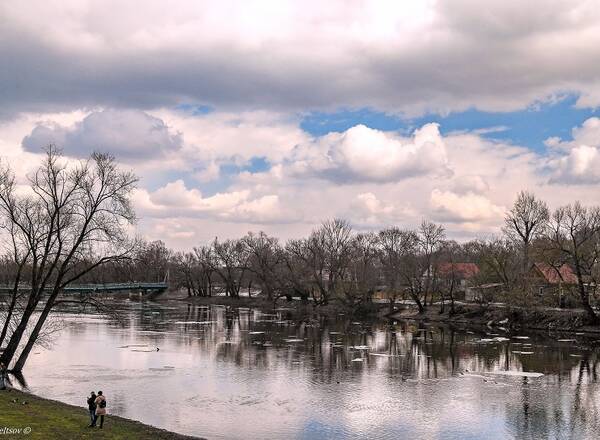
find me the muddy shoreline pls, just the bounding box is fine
[172,293,600,335]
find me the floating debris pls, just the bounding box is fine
[557,339,576,342]
[350,345,369,350]
[351,358,364,362]
[249,331,265,335]
[512,336,530,340]
[488,371,544,378]
[284,338,304,343]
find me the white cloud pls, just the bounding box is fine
[349,192,414,227]
[430,189,505,224]
[288,123,449,183]
[135,179,293,224]
[549,144,600,184]
[545,117,600,183]
[450,175,490,194]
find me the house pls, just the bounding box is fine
[436,262,480,300]
[530,262,578,285]
[529,262,578,306]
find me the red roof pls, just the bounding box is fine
[437,262,479,279]
[533,262,577,284]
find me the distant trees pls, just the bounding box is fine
[544,203,600,323]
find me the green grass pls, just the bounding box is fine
[0,389,201,440]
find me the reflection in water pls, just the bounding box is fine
[16,300,600,439]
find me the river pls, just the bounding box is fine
[11,300,600,439]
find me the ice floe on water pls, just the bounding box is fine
[477,337,510,343]
[369,353,403,357]
[488,371,544,378]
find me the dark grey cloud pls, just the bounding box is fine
[2,1,600,119]
[22,109,182,160]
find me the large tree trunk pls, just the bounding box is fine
[13,289,61,372]
[578,280,598,324]
[0,293,18,348]
[0,294,40,367]
[413,295,425,314]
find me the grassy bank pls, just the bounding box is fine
[0,389,201,440]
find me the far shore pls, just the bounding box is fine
[175,292,600,335]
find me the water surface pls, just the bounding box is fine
[14,300,600,439]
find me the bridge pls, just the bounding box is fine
[0,282,169,298]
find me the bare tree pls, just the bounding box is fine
[342,232,380,307]
[378,227,417,309]
[545,202,600,323]
[211,238,249,297]
[475,237,520,290]
[437,240,462,315]
[418,220,446,307]
[504,191,549,275]
[242,232,281,301]
[283,219,353,305]
[194,245,216,297]
[0,147,137,371]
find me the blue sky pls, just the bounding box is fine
[301,95,597,153]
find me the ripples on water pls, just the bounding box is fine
[14,301,600,439]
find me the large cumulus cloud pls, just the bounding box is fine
[287,123,449,183]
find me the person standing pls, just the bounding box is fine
[94,391,107,429]
[86,391,97,427]
[0,362,6,390]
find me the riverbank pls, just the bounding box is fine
[390,303,600,335]
[0,388,202,440]
[180,294,385,320]
[179,294,600,335]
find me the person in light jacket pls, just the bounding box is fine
[94,391,107,429]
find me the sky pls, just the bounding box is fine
[2,0,600,249]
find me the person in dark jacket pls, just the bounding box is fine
[0,362,6,390]
[86,391,97,427]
